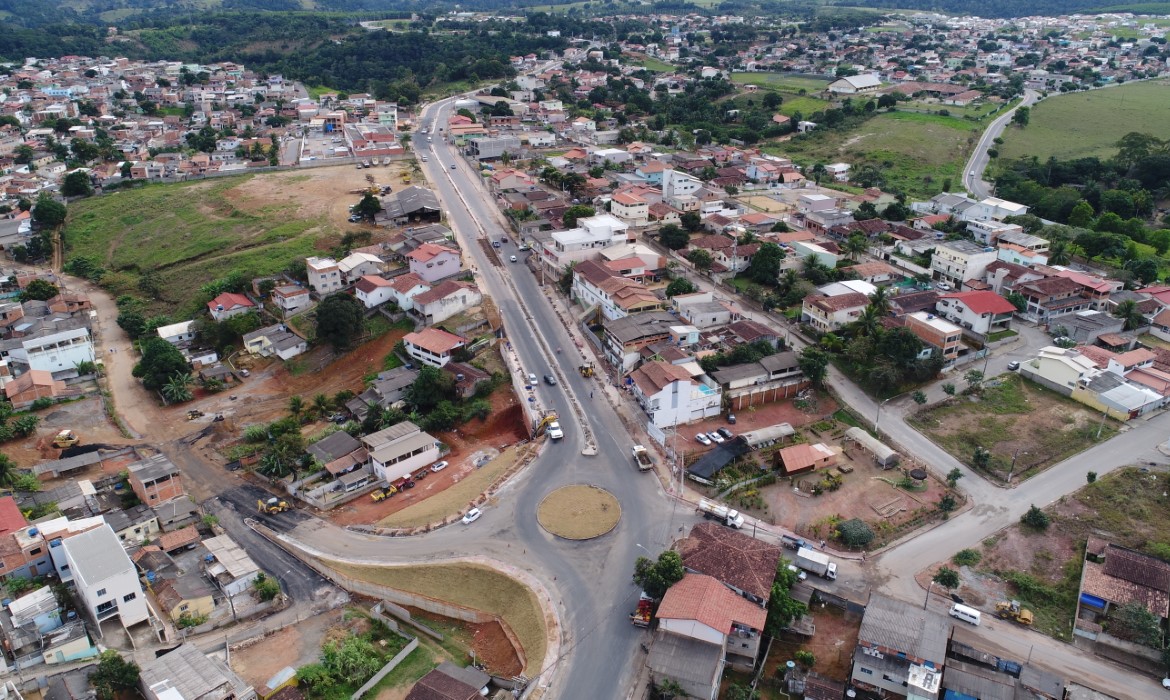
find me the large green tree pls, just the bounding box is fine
[632,550,685,599]
[562,204,595,228]
[61,170,94,197]
[315,293,365,351]
[404,366,456,413]
[745,242,784,285]
[132,338,190,392]
[90,651,140,700]
[765,560,806,636]
[31,192,66,228]
[659,224,689,250]
[21,279,59,302]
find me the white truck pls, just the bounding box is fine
[697,498,745,529]
[795,546,837,580]
[632,445,653,472]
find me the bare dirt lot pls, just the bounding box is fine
[7,396,134,467]
[235,163,414,229]
[230,609,344,690]
[406,607,523,677]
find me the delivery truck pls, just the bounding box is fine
[697,498,745,529]
[632,445,653,472]
[795,546,837,580]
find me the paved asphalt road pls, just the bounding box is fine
[962,89,1040,198]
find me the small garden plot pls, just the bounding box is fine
[907,374,1118,482]
[296,610,414,700]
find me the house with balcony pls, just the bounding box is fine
[306,257,343,296]
[850,593,948,699]
[406,243,462,284]
[610,191,650,227]
[931,240,997,289]
[647,573,768,700]
[602,311,679,372]
[361,421,440,484]
[672,291,738,329]
[572,261,662,322]
[539,214,633,275]
[629,360,721,428]
[402,328,465,368]
[271,285,310,314]
[61,524,149,630]
[935,290,1017,338]
[801,292,868,333]
[1012,276,1094,324]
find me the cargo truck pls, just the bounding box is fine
[632,445,653,472]
[697,498,745,529]
[795,546,837,580]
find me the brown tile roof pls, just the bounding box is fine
[405,669,479,700]
[1103,544,1170,591]
[689,234,736,252]
[404,328,465,355]
[806,292,869,313]
[727,319,777,343]
[656,573,767,633]
[1016,276,1081,297]
[389,273,429,293]
[1082,559,1170,618]
[157,525,200,552]
[412,280,477,306]
[679,521,782,602]
[629,361,693,395]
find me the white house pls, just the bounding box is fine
[201,535,260,598]
[935,290,1017,336]
[156,320,196,345]
[801,292,868,333]
[610,191,650,227]
[412,280,483,325]
[61,523,149,628]
[388,273,431,311]
[306,256,343,296]
[540,213,633,273]
[337,252,384,284]
[20,328,96,375]
[361,421,440,484]
[406,243,462,284]
[354,275,396,309]
[206,293,255,322]
[271,285,311,314]
[1024,346,1099,390]
[402,328,466,368]
[824,163,850,182]
[930,240,997,288]
[629,360,722,428]
[241,324,308,361]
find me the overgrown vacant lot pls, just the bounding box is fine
[999,79,1170,161]
[907,373,1118,481]
[64,166,379,316]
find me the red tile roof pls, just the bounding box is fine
[939,290,1017,315]
[406,243,459,263]
[679,522,782,602]
[656,573,767,633]
[0,496,27,536]
[389,273,429,293]
[207,292,254,312]
[404,328,466,355]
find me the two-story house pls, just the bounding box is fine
[710,352,804,410]
[602,311,679,372]
[306,257,343,296]
[360,421,440,484]
[572,261,662,322]
[354,275,396,310]
[629,360,722,427]
[610,191,650,227]
[128,454,185,506]
[271,285,311,314]
[406,243,462,284]
[672,292,738,329]
[19,328,95,376]
[903,312,963,363]
[402,328,465,368]
[1012,276,1093,324]
[61,524,149,629]
[850,593,948,698]
[540,214,633,275]
[801,292,869,333]
[930,240,997,289]
[935,290,1017,338]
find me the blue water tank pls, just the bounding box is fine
[66,611,77,620]
[27,528,38,537]
[146,571,156,584]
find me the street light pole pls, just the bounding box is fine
[1007,448,1025,484]
[923,580,935,610]
[875,395,895,433]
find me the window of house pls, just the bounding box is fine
[97,588,107,597]
[123,593,137,603]
[859,668,872,675]
[29,547,41,555]
[180,603,189,611]
[96,601,116,614]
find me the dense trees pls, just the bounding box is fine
[133,338,190,392]
[315,293,365,351]
[632,550,685,599]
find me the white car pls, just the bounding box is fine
[695,433,712,446]
[547,421,564,440]
[461,508,482,525]
[429,460,448,473]
[708,431,725,444]
[787,564,808,581]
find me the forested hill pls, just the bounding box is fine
[825,0,1168,18]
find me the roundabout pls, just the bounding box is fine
[537,484,621,540]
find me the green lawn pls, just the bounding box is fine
[999,80,1170,161]
[731,73,831,94]
[306,85,342,99]
[635,56,675,73]
[64,175,334,317]
[772,110,985,199]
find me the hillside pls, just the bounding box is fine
[999,79,1170,162]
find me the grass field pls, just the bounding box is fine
[333,562,547,675]
[999,80,1170,161]
[64,175,336,317]
[772,109,985,199]
[731,73,830,94]
[634,56,675,73]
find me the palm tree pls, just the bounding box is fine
[288,395,305,421]
[0,453,16,487]
[810,163,827,184]
[312,393,331,418]
[1113,299,1147,331]
[844,233,868,261]
[1048,239,1071,265]
[868,286,892,316]
[162,373,193,404]
[778,269,800,294]
[853,305,882,337]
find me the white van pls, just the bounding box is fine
[949,604,981,626]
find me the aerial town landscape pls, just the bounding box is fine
[0,1,1167,699]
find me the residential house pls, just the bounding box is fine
[4,370,67,410]
[387,273,431,312]
[206,293,255,322]
[726,320,780,349]
[271,285,311,314]
[156,321,196,345]
[931,240,997,289]
[1062,310,1126,346]
[406,243,462,284]
[337,252,384,285]
[444,362,492,399]
[629,360,722,428]
[241,324,307,361]
[153,573,216,624]
[305,257,343,296]
[610,191,650,227]
[1013,276,1094,325]
[0,585,98,669]
[679,522,781,606]
[850,593,948,698]
[103,505,160,545]
[344,366,420,422]
[801,292,869,333]
[139,643,255,700]
[935,290,1016,338]
[201,535,260,598]
[904,311,963,362]
[307,430,367,478]
[672,292,737,329]
[127,454,184,506]
[354,275,396,310]
[412,280,483,325]
[1151,308,1170,343]
[360,421,440,484]
[843,261,900,285]
[20,327,95,376]
[603,311,680,371]
[405,662,490,700]
[1021,346,1100,394]
[648,574,768,699]
[1077,540,1170,634]
[539,214,633,274]
[776,442,836,476]
[402,328,465,368]
[61,524,149,629]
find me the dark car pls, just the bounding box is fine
[402,480,416,489]
[950,593,965,604]
[544,374,557,386]
[717,427,734,440]
[450,164,457,169]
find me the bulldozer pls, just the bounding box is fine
[257,497,290,514]
[995,600,1034,625]
[52,430,80,448]
[578,363,595,378]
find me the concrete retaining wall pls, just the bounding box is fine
[351,637,419,700]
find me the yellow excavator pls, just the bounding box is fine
[995,600,1034,625]
[52,430,80,448]
[257,497,290,514]
[578,363,595,378]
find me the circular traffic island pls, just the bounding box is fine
[537,485,621,540]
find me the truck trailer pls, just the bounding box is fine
[697,498,745,529]
[795,546,837,580]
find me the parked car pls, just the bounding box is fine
[544,374,557,386]
[1007,361,1020,371]
[695,433,712,446]
[708,431,725,444]
[430,460,449,473]
[716,427,734,440]
[509,255,518,262]
[787,565,807,582]
[936,281,952,291]
[462,507,482,525]
[727,413,736,424]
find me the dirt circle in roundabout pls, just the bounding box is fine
[537,485,621,540]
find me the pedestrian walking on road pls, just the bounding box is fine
[590,390,593,398]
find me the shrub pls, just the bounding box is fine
[30,397,54,411]
[1021,504,1050,530]
[1086,471,1097,484]
[836,518,875,548]
[252,572,281,601]
[953,548,981,567]
[794,650,816,668]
